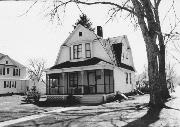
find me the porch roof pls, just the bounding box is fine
[50,57,135,71]
[50,57,112,70]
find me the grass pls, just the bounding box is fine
[11,94,180,127]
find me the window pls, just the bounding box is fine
[129,73,132,84]
[3,68,5,75]
[69,47,71,60]
[13,68,20,76]
[69,72,78,87]
[73,44,82,59]
[125,72,128,84]
[12,81,14,88]
[7,68,9,74]
[6,81,9,87]
[85,43,91,58]
[14,81,16,88]
[9,81,11,88]
[0,68,2,75]
[6,61,8,64]
[79,32,82,37]
[4,81,6,88]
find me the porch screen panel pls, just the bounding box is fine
[88,71,96,94]
[96,70,104,93]
[110,70,114,93]
[59,74,65,94]
[69,72,78,87]
[49,74,59,95]
[105,70,110,93]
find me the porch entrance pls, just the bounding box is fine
[87,71,96,94]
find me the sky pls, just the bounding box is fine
[0,1,180,76]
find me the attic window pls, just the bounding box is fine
[79,32,82,37]
[6,61,8,64]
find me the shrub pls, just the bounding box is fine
[24,86,40,103]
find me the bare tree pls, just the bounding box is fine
[27,58,46,83]
[166,62,176,92]
[44,0,180,107]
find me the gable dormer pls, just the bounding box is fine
[55,25,98,64]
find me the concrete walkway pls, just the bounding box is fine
[0,107,77,127]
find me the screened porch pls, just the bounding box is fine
[46,69,114,95]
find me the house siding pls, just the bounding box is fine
[0,55,28,94]
[93,41,112,63]
[114,67,135,93]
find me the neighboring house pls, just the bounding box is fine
[45,24,136,104]
[0,53,28,94]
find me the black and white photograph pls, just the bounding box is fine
[0,0,180,126]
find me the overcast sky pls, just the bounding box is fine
[0,1,180,76]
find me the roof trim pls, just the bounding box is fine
[50,57,135,71]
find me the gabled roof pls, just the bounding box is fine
[55,24,99,65]
[50,57,135,71]
[0,53,25,68]
[0,53,5,61]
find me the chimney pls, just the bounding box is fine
[97,26,103,37]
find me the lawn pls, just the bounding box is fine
[9,94,180,127]
[1,90,180,127]
[0,95,66,122]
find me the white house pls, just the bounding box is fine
[45,24,136,104]
[0,53,28,94]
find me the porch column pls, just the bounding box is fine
[46,74,48,95]
[101,69,105,94]
[49,76,51,95]
[81,71,84,94]
[62,72,65,94]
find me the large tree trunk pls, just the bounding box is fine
[159,43,170,100]
[145,38,164,107]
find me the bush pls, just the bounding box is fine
[24,86,40,103]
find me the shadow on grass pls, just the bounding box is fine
[121,106,162,127]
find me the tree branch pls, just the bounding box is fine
[73,0,137,16]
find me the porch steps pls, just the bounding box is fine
[80,95,104,104]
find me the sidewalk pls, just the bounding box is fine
[0,107,77,127]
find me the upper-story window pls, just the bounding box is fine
[3,68,5,75]
[85,43,91,58]
[129,73,132,84]
[0,68,2,75]
[73,44,82,59]
[79,32,82,37]
[13,68,20,76]
[125,72,128,84]
[6,61,8,64]
[7,68,9,74]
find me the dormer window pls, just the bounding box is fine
[85,43,91,58]
[73,44,82,59]
[79,32,82,37]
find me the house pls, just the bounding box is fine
[0,53,28,95]
[45,24,136,104]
